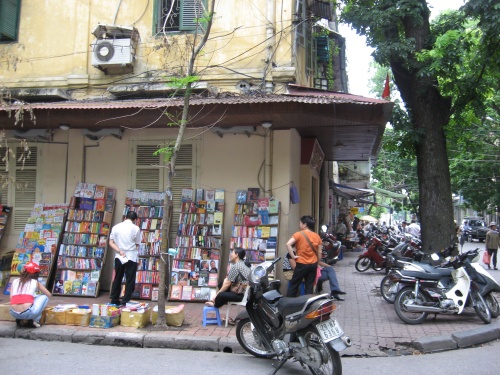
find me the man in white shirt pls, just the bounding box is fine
[109,211,141,306]
[407,220,421,238]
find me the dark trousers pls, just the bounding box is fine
[487,248,498,268]
[110,258,137,304]
[287,263,317,296]
[214,291,244,308]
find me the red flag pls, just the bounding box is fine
[382,73,390,100]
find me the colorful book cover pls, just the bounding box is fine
[208,273,218,287]
[94,185,106,200]
[63,280,73,294]
[269,200,279,214]
[247,188,260,202]
[213,212,223,225]
[181,285,193,300]
[195,189,204,202]
[181,188,193,202]
[204,190,215,201]
[72,280,82,294]
[214,189,225,202]
[236,190,247,204]
[170,285,182,300]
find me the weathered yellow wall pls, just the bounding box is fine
[0,0,296,95]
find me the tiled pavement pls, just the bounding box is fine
[1,242,500,356]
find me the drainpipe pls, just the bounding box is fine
[264,128,273,197]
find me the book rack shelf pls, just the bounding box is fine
[230,188,280,264]
[5,203,68,294]
[123,189,166,300]
[52,183,115,297]
[0,205,12,246]
[170,188,225,302]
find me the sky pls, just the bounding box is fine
[338,0,466,97]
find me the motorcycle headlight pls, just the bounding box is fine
[250,261,273,283]
[251,264,267,283]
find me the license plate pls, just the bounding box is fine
[316,319,344,343]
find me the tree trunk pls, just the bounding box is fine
[389,2,456,252]
[391,67,455,253]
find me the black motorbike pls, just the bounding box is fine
[235,257,351,375]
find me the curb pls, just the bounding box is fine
[0,321,245,354]
[413,320,500,353]
[2,320,500,356]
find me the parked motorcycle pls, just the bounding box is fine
[355,236,388,272]
[380,253,453,304]
[320,225,342,265]
[235,257,351,375]
[393,248,492,325]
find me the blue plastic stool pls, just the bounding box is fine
[202,306,222,327]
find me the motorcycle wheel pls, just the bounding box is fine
[380,275,396,304]
[394,287,429,324]
[302,326,342,375]
[355,257,371,272]
[484,293,500,318]
[470,290,492,324]
[235,318,276,359]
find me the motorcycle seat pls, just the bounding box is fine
[413,262,453,276]
[277,294,314,317]
[400,270,443,281]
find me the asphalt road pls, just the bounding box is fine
[1,337,500,375]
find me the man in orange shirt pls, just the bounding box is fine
[286,215,322,296]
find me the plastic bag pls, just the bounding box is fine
[483,251,491,266]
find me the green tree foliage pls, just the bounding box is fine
[339,0,499,250]
[417,1,500,213]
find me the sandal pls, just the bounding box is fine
[227,318,236,326]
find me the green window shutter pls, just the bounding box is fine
[179,0,205,31]
[13,146,39,232]
[133,141,193,246]
[0,0,21,42]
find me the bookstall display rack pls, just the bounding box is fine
[170,188,225,302]
[230,188,280,264]
[0,205,12,246]
[4,203,68,294]
[52,183,115,297]
[122,189,166,300]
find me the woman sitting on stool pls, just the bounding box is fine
[205,248,250,309]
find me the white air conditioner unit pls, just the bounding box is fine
[91,38,135,70]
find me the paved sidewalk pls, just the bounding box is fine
[1,243,500,356]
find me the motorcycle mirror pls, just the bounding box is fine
[430,253,440,261]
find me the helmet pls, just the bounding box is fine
[24,262,41,274]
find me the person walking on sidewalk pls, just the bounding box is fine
[485,222,499,270]
[9,262,51,328]
[286,215,322,296]
[109,210,141,306]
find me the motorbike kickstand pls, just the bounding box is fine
[269,357,288,375]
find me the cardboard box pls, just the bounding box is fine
[66,309,91,326]
[89,314,120,328]
[43,307,67,325]
[120,308,150,328]
[151,306,185,327]
[0,303,15,321]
